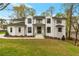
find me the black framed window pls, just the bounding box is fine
[18,27,21,32]
[28,27,32,33]
[28,18,32,23]
[10,27,12,32]
[58,27,62,32]
[47,18,51,23]
[47,27,51,33]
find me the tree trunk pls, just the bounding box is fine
[68,4,73,40]
[75,31,78,46]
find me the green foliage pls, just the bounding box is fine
[13,4,36,18]
[5,31,9,35]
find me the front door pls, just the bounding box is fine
[37,27,41,34]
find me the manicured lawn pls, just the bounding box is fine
[0,39,79,56]
[0,31,6,34]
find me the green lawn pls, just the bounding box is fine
[0,39,79,56]
[0,31,6,34]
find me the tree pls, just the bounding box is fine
[47,6,54,16]
[41,6,54,16]
[13,4,26,18]
[63,3,79,45]
[71,17,79,46]
[56,12,64,17]
[27,8,36,16]
[0,3,9,11]
[62,3,75,40]
[41,11,50,16]
[13,4,36,18]
[0,3,9,30]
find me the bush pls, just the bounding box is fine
[62,35,65,41]
[5,31,9,36]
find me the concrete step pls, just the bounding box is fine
[35,34,44,39]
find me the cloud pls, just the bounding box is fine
[11,3,21,7]
[11,3,32,8]
[25,4,32,8]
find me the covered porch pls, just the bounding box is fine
[33,24,45,39]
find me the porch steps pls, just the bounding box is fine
[35,34,44,39]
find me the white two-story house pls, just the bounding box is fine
[7,16,66,39]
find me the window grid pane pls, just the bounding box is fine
[58,27,62,32]
[10,27,12,32]
[57,20,62,24]
[18,27,21,32]
[28,18,32,23]
[47,18,51,23]
[28,27,32,33]
[47,27,51,33]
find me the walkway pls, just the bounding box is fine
[0,34,45,39]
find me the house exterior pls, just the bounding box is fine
[7,16,66,39]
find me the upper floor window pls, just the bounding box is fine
[47,27,51,33]
[58,27,62,32]
[10,27,12,32]
[28,18,32,24]
[57,20,62,24]
[28,27,32,33]
[18,27,21,33]
[36,19,42,23]
[47,18,51,23]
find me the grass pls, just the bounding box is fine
[0,31,6,34]
[0,39,79,56]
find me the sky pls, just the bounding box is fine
[0,3,64,19]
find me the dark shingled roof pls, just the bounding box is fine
[33,16,66,20]
[33,16,45,19]
[8,22,25,26]
[12,17,26,21]
[33,23,45,26]
[52,17,66,20]
[8,16,67,26]
[11,16,66,21]
[56,25,64,27]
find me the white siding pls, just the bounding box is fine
[15,26,25,36]
[7,26,16,36]
[7,16,66,38]
[33,18,45,24]
[7,26,25,36]
[45,16,54,37]
[54,19,66,38]
[25,16,33,36]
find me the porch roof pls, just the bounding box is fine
[33,16,45,19]
[33,23,45,26]
[7,22,25,26]
[56,25,64,27]
[12,17,26,22]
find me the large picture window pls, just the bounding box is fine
[28,27,32,33]
[47,27,51,33]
